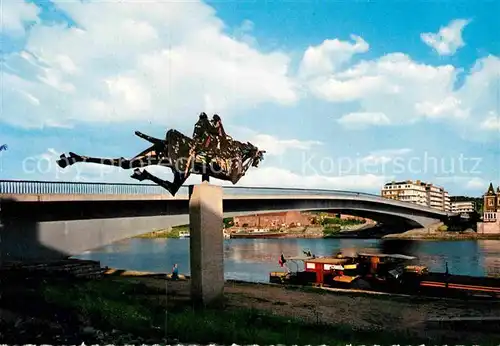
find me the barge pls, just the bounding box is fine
[270,252,500,299]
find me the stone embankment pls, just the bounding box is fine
[383,222,500,240]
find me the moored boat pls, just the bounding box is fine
[178,230,190,238]
[270,252,500,299]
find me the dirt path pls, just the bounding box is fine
[129,277,500,341]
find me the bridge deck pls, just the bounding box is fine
[0,181,457,260]
[0,179,456,217]
[0,193,454,216]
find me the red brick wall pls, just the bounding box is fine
[233,211,313,228]
[285,211,312,226]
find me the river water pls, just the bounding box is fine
[74,238,500,282]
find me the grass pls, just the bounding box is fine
[323,226,341,237]
[2,274,498,345]
[24,277,498,345]
[41,279,165,336]
[437,224,449,232]
[134,225,189,239]
[39,279,423,345]
[319,216,366,227]
[164,306,419,345]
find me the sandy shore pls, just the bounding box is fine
[2,265,499,344]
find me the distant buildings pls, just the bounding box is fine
[232,211,314,229]
[477,183,500,234]
[483,183,500,222]
[451,201,476,213]
[381,180,451,211]
[231,211,371,230]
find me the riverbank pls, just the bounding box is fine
[136,226,326,239]
[383,227,500,240]
[135,215,373,239]
[133,225,189,239]
[230,226,324,239]
[2,270,499,344]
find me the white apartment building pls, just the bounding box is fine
[426,183,443,210]
[381,180,450,211]
[444,191,451,212]
[451,201,475,213]
[381,180,428,206]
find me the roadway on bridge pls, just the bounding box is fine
[0,180,457,261]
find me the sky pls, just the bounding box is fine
[1,0,499,196]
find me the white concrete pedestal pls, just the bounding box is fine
[189,182,224,306]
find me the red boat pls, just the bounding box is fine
[270,252,500,299]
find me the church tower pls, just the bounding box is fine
[497,186,500,211]
[484,183,497,213]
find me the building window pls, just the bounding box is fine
[484,212,498,222]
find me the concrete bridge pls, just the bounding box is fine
[1,179,456,262]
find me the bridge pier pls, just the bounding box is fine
[188,182,224,306]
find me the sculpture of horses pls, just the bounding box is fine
[56,128,265,196]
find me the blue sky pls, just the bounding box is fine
[1,0,499,196]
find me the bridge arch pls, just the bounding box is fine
[0,181,456,261]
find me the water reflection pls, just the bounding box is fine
[380,240,484,276]
[73,238,500,282]
[479,240,500,277]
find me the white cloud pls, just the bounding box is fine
[307,75,387,102]
[480,113,500,131]
[232,19,256,46]
[327,53,459,124]
[229,126,322,156]
[304,52,460,122]
[453,56,500,139]
[300,46,499,133]
[21,148,129,182]
[21,147,201,185]
[337,112,391,129]
[414,96,469,119]
[23,148,388,193]
[359,148,412,165]
[237,166,390,192]
[1,0,40,36]
[435,176,487,193]
[420,19,471,56]
[465,177,487,190]
[1,1,498,146]
[298,34,369,78]
[302,48,461,112]
[2,0,298,129]
[250,134,321,156]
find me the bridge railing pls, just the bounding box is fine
[0,179,454,215]
[0,179,186,195]
[0,179,382,198]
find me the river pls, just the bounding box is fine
[74,238,500,282]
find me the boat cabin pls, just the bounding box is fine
[270,252,423,287]
[304,253,423,287]
[270,252,500,299]
[303,256,359,286]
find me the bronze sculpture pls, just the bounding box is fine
[56,113,266,196]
